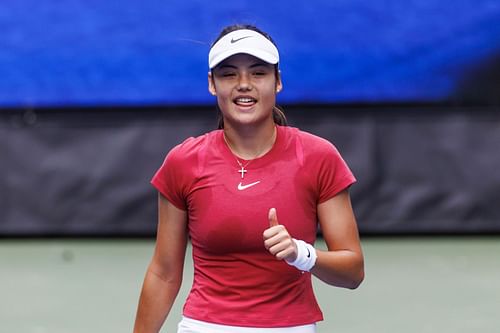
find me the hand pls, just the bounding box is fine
[263,208,298,262]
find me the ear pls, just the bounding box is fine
[275,70,283,93]
[208,72,216,96]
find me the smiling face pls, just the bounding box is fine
[209,53,282,129]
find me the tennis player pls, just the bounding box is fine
[133,24,364,333]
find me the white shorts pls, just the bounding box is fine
[178,316,317,333]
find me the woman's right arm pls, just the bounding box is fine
[133,193,188,333]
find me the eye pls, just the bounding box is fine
[213,69,236,78]
[221,72,236,78]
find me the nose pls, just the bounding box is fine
[237,73,252,91]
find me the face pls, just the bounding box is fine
[208,53,282,128]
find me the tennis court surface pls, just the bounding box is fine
[1,236,499,333]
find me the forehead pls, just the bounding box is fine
[215,53,274,69]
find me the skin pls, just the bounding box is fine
[208,53,282,159]
[133,195,188,333]
[133,52,364,333]
[264,191,365,289]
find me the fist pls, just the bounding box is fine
[263,208,298,262]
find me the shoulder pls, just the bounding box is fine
[167,130,220,163]
[282,126,339,156]
[282,127,356,200]
[298,128,336,150]
[154,130,220,190]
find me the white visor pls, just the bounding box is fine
[208,29,279,69]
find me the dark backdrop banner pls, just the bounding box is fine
[1,106,499,236]
[1,0,500,107]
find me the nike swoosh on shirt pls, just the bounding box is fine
[237,181,261,191]
[231,36,253,43]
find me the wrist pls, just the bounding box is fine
[286,238,317,272]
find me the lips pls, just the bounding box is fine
[233,96,257,107]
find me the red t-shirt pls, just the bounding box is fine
[151,125,355,328]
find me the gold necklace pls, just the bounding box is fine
[222,129,276,179]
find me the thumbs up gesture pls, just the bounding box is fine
[263,208,298,262]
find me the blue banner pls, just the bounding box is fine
[1,0,499,107]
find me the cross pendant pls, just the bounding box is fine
[238,166,247,178]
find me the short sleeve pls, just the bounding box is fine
[151,144,190,211]
[316,142,356,203]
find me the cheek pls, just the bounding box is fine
[216,93,234,113]
[217,93,232,105]
[214,86,232,103]
[261,85,278,104]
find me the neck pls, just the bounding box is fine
[223,122,277,160]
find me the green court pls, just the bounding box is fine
[2,237,499,333]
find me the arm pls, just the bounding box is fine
[311,189,364,289]
[263,189,364,289]
[133,193,188,333]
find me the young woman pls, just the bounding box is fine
[133,24,364,333]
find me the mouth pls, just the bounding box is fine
[233,96,257,107]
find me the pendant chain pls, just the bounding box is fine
[222,130,275,179]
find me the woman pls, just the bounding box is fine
[134,24,364,333]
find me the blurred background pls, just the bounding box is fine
[1,0,499,332]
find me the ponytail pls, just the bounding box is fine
[272,105,288,126]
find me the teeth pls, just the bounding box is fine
[235,98,255,103]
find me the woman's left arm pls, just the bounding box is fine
[311,189,364,289]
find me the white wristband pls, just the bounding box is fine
[286,239,317,272]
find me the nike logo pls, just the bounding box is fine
[231,36,253,43]
[306,248,311,258]
[237,181,261,191]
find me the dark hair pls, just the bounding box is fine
[211,24,287,129]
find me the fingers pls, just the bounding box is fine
[263,207,280,240]
[268,207,278,227]
[264,208,296,261]
[265,235,296,260]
